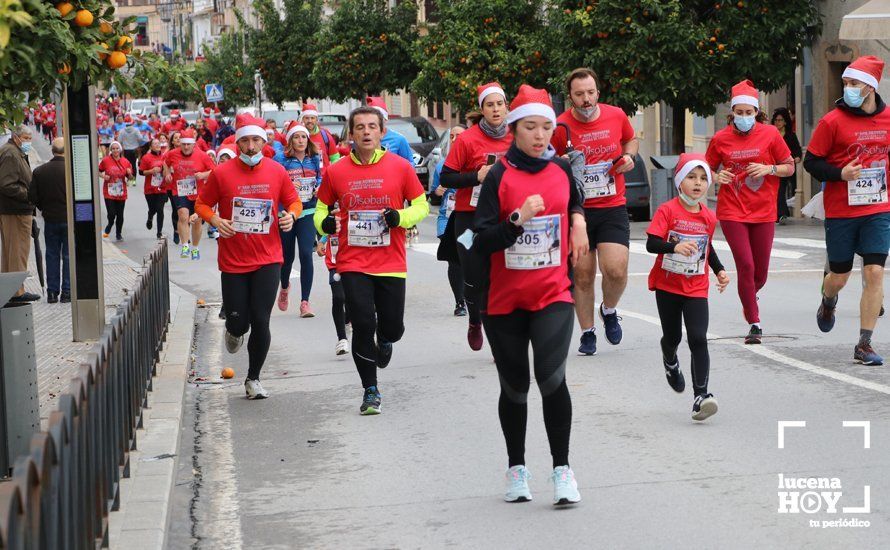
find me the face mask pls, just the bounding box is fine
[844,86,870,108]
[733,115,756,133]
[240,152,263,167]
[19,142,32,154]
[575,104,598,119]
[679,191,704,206]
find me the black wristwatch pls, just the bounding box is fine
[509,209,522,226]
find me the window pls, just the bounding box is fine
[135,17,148,46]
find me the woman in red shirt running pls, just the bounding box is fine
[705,80,794,344]
[140,138,167,239]
[98,141,132,241]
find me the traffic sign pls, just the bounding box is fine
[204,83,224,103]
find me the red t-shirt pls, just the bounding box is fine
[310,127,339,167]
[162,119,187,135]
[148,119,162,133]
[98,155,132,201]
[551,104,636,209]
[164,148,215,200]
[443,124,512,212]
[139,152,167,195]
[316,153,425,275]
[806,107,890,219]
[647,198,718,299]
[198,158,298,273]
[705,122,791,223]
[486,161,573,315]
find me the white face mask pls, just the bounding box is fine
[240,152,263,167]
[679,191,704,206]
[574,104,598,119]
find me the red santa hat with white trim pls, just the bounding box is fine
[505,84,556,125]
[843,55,884,90]
[366,96,389,120]
[285,120,310,142]
[301,103,319,118]
[477,82,506,108]
[674,153,713,189]
[170,109,181,118]
[730,79,759,109]
[217,147,237,160]
[235,113,268,142]
[179,128,196,144]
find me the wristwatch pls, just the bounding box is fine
[769,165,777,176]
[509,209,522,226]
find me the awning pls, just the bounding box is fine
[840,0,890,40]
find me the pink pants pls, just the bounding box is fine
[719,220,775,324]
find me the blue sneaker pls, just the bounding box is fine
[854,343,883,366]
[599,305,623,345]
[191,248,200,261]
[551,466,581,505]
[360,386,382,415]
[504,465,532,503]
[578,329,597,356]
[180,244,190,258]
[816,300,836,333]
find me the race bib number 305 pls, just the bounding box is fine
[505,215,561,270]
[582,162,616,199]
[232,197,273,234]
[661,231,708,276]
[177,176,197,197]
[348,210,390,247]
[848,167,888,206]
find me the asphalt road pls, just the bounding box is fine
[104,181,890,549]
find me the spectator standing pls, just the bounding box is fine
[771,107,803,224]
[0,125,39,302]
[29,137,69,303]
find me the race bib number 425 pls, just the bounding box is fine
[848,167,888,206]
[348,210,390,247]
[505,214,561,270]
[232,197,273,234]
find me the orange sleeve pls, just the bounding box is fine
[286,200,303,219]
[195,198,215,223]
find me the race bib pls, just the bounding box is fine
[445,192,456,219]
[140,172,161,188]
[108,180,124,197]
[661,231,708,276]
[329,235,339,264]
[470,185,482,208]
[232,197,273,234]
[505,215,561,270]
[848,167,888,206]
[582,162,616,199]
[348,210,390,247]
[296,177,316,203]
[176,176,197,197]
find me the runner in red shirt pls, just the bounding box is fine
[98,141,132,241]
[301,103,341,166]
[646,154,730,421]
[805,55,890,365]
[197,113,302,399]
[202,108,219,136]
[161,109,187,134]
[164,128,215,260]
[139,138,167,239]
[705,80,794,344]
[550,68,639,356]
[440,82,512,351]
[314,106,429,415]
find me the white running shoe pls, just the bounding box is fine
[504,465,532,503]
[336,339,350,356]
[244,379,269,399]
[551,466,581,505]
[224,330,243,354]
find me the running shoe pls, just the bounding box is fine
[156,232,163,239]
[664,356,685,393]
[102,232,109,239]
[468,323,483,351]
[454,301,467,317]
[745,325,762,345]
[103,224,112,236]
[191,248,200,261]
[224,330,243,354]
[881,306,886,318]
[692,393,718,421]
[854,343,883,366]
[578,329,597,356]
[146,217,152,230]
[299,300,315,318]
[816,300,836,333]
[360,386,381,415]
[180,244,190,258]
[218,309,226,320]
[551,466,581,505]
[244,379,270,400]
[377,340,393,369]
[336,339,350,356]
[504,465,532,503]
[173,231,180,245]
[115,234,123,242]
[277,287,289,312]
[599,305,623,345]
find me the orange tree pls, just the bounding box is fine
[193,28,255,109]
[412,0,554,113]
[549,0,822,152]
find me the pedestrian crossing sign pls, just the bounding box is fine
[205,84,224,103]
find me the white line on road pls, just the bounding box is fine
[773,237,826,249]
[712,239,806,260]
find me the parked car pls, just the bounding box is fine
[318,113,346,124]
[127,98,154,116]
[624,153,650,221]
[339,116,439,188]
[157,101,187,117]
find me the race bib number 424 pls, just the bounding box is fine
[848,167,888,206]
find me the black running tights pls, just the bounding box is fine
[454,211,481,324]
[655,289,710,396]
[221,264,279,380]
[329,270,348,340]
[447,259,464,304]
[482,301,574,469]
[145,193,166,233]
[104,198,125,237]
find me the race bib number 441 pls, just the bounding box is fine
[348,210,390,247]
[848,167,888,206]
[505,215,561,270]
[232,197,273,234]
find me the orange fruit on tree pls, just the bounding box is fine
[73,9,93,27]
[717,44,725,52]
[55,2,74,17]
[99,20,113,35]
[98,42,109,60]
[117,35,133,53]
[106,51,127,70]
[58,63,71,75]
[221,367,235,379]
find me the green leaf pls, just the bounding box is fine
[0,22,9,49]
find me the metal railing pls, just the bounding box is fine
[0,240,171,549]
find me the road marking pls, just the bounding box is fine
[773,237,826,249]
[712,239,806,260]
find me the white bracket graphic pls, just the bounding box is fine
[777,420,806,449]
[842,421,871,449]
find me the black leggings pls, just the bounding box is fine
[104,198,125,237]
[167,191,179,235]
[221,264,279,381]
[329,270,348,340]
[145,193,166,233]
[482,301,574,469]
[453,211,481,324]
[447,259,464,304]
[340,273,406,389]
[655,289,710,396]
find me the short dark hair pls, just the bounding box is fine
[771,107,792,126]
[348,106,384,134]
[565,68,599,94]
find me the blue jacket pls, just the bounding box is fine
[429,159,455,237]
[381,129,414,165]
[272,141,322,219]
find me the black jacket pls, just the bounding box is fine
[29,156,68,223]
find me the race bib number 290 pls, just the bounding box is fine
[582,162,616,199]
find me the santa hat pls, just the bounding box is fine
[179,129,196,144]
[217,147,237,160]
[109,141,122,151]
[234,113,268,142]
[124,115,133,123]
[206,149,217,158]
[170,109,181,118]
[285,121,310,142]
[366,96,389,120]
[730,79,759,109]
[477,82,506,108]
[505,84,556,125]
[222,135,236,146]
[843,55,884,91]
[301,103,319,118]
[674,153,713,189]
[202,107,211,116]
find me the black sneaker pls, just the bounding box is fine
[454,301,468,317]
[664,357,685,393]
[360,386,381,415]
[377,340,393,369]
[744,325,762,345]
[60,291,71,303]
[218,308,226,320]
[47,291,59,304]
[116,234,123,242]
[692,393,719,421]
[146,217,153,230]
[173,231,180,245]
[10,292,40,303]
[817,301,836,333]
